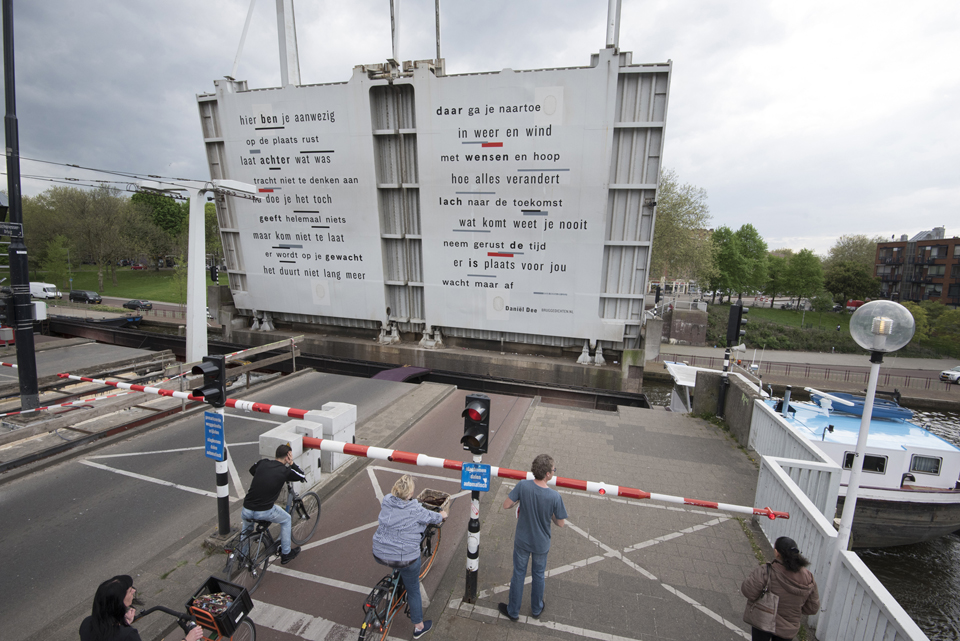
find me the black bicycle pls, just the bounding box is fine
[224,481,321,594]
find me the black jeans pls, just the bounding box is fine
[751,627,790,641]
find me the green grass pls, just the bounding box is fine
[32,266,217,304]
[707,304,957,358]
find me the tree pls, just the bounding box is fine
[764,253,791,308]
[709,226,746,303]
[132,192,187,238]
[734,224,768,295]
[823,234,884,272]
[42,235,71,292]
[823,260,880,310]
[649,169,715,285]
[786,249,823,305]
[919,300,947,327]
[933,309,960,339]
[205,201,224,266]
[901,302,930,344]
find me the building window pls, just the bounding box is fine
[843,452,887,474]
[952,265,960,278]
[911,455,942,475]
[949,284,960,299]
[929,265,945,276]
[954,245,960,258]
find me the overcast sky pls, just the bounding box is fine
[3,0,958,255]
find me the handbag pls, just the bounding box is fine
[743,563,779,633]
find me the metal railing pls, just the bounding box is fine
[655,353,958,393]
[750,401,928,641]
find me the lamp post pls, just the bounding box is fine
[820,300,915,628]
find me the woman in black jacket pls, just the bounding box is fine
[79,575,202,641]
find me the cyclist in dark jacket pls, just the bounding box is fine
[242,444,306,564]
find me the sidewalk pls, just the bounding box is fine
[427,401,770,641]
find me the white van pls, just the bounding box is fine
[30,282,62,299]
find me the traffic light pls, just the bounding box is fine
[461,393,491,455]
[210,264,219,283]
[192,355,227,408]
[655,285,661,305]
[726,302,749,346]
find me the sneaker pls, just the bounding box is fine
[498,602,519,622]
[532,601,545,619]
[412,620,433,638]
[280,546,301,564]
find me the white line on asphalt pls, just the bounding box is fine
[249,599,407,641]
[225,443,245,498]
[268,565,371,594]
[622,517,730,552]
[368,466,385,503]
[79,460,239,501]
[447,600,648,641]
[226,414,283,425]
[567,520,750,639]
[301,521,379,552]
[86,441,258,458]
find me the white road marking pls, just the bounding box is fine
[301,521,379,552]
[447,599,649,641]
[268,565,371,594]
[86,441,258,459]
[79,460,238,501]
[250,599,407,641]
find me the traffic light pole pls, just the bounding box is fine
[464,453,481,604]
[716,347,730,418]
[3,0,40,410]
[213,406,231,536]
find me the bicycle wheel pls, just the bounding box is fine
[227,534,270,595]
[358,586,392,641]
[291,491,321,545]
[419,525,441,579]
[229,617,256,641]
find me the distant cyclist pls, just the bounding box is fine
[242,444,306,564]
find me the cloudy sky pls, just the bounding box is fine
[3,0,958,255]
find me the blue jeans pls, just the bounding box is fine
[507,545,548,618]
[241,505,292,555]
[397,556,424,625]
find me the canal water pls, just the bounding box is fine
[642,380,960,640]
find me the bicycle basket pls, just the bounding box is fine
[416,489,451,514]
[186,576,253,636]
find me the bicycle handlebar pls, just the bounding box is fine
[134,604,198,634]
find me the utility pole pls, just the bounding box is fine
[3,0,40,409]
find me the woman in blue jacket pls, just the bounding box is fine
[371,475,446,639]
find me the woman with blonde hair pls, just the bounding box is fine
[372,474,447,639]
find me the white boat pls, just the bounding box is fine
[664,361,960,548]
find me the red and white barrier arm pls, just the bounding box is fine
[54,372,789,520]
[302,437,789,520]
[0,392,132,418]
[1,361,17,368]
[56,373,314,419]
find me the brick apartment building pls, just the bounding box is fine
[875,226,960,309]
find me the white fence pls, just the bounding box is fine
[749,401,928,641]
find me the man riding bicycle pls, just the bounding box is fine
[242,444,306,564]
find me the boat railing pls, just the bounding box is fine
[750,400,929,641]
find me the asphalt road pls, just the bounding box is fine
[2,371,416,641]
[0,343,157,382]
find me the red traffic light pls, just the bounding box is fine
[463,403,487,422]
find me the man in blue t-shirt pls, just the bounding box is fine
[498,454,567,621]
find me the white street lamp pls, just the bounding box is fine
[820,300,915,628]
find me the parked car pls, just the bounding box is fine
[69,290,102,304]
[30,282,62,299]
[832,304,844,312]
[131,264,146,270]
[941,366,960,385]
[846,299,865,312]
[122,299,152,311]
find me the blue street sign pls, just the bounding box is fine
[204,410,225,460]
[461,462,491,492]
